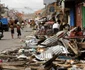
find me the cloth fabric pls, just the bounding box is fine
[22,23,24,25]
[52,22,60,29]
[17,22,20,25]
[11,30,14,34]
[10,25,14,34]
[17,25,21,36]
[76,31,83,36]
[17,25,21,30]
[17,30,21,36]
[53,28,59,34]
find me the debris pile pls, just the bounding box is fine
[0,28,85,70]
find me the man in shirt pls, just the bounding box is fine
[52,20,61,34]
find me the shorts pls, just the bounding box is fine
[11,30,14,34]
[17,30,21,36]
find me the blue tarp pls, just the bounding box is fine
[70,9,74,27]
[0,18,8,25]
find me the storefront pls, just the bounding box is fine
[76,2,85,28]
[65,0,75,27]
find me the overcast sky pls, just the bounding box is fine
[1,0,45,13]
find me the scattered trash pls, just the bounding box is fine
[0,29,85,70]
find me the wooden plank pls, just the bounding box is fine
[55,58,67,61]
[67,42,78,55]
[29,66,40,69]
[29,63,40,66]
[0,61,26,66]
[1,66,25,70]
[29,66,46,70]
[0,54,16,58]
[76,64,85,66]
[53,62,71,68]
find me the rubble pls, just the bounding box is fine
[0,28,85,70]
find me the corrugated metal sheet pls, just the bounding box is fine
[35,45,68,60]
[41,31,65,46]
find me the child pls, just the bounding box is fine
[16,22,21,38]
[10,24,14,39]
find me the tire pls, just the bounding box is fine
[0,37,1,40]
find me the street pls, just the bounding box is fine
[0,25,33,52]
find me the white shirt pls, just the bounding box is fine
[22,23,24,25]
[53,22,60,29]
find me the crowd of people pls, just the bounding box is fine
[33,12,85,40]
[1,11,85,40]
[34,13,69,37]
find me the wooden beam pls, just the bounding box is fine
[0,54,16,58]
[0,61,26,66]
[53,62,71,68]
[1,66,25,70]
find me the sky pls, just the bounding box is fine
[1,0,45,13]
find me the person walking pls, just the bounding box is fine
[16,22,21,38]
[10,24,14,39]
[52,20,61,34]
[21,21,25,30]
